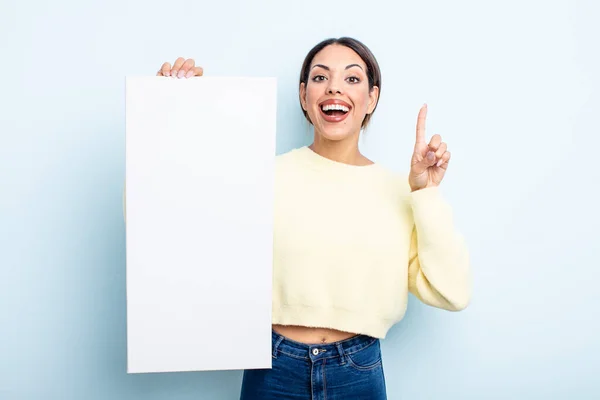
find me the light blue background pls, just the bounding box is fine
[2,0,599,399]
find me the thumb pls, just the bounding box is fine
[412,151,436,174]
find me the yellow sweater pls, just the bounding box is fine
[123,146,471,339]
[271,146,471,338]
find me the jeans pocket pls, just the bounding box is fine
[345,340,382,371]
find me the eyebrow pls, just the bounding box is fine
[311,63,364,71]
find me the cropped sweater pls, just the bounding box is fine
[271,146,471,338]
[123,146,471,339]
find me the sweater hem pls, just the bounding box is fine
[272,304,398,339]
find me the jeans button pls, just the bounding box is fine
[312,348,319,356]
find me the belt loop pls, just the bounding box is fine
[336,343,346,365]
[272,334,284,359]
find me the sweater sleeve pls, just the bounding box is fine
[406,186,471,311]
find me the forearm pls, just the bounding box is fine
[408,186,471,310]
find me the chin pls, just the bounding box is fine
[318,127,355,141]
[311,115,360,142]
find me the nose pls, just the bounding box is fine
[326,80,342,95]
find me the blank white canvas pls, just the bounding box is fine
[125,76,277,373]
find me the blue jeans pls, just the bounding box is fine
[240,330,387,400]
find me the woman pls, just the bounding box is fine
[155,37,471,399]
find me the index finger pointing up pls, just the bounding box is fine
[416,103,428,144]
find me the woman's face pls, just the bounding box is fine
[300,44,379,142]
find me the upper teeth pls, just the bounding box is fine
[322,104,349,112]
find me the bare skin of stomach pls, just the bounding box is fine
[272,324,357,344]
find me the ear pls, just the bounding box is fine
[299,82,307,111]
[367,86,380,114]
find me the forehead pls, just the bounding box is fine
[310,44,366,70]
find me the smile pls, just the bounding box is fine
[318,100,351,123]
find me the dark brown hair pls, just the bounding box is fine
[299,37,382,129]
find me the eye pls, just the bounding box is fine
[311,75,326,82]
[347,76,361,84]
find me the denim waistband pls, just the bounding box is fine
[271,330,378,362]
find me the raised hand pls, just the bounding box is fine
[157,57,204,78]
[408,104,451,192]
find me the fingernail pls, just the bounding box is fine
[178,70,185,78]
[436,159,443,167]
[163,71,170,77]
[171,70,178,78]
[185,70,194,78]
[427,151,435,161]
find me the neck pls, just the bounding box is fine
[310,131,370,166]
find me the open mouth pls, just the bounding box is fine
[321,104,350,116]
[319,101,351,122]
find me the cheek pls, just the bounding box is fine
[351,90,372,113]
[305,86,321,108]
